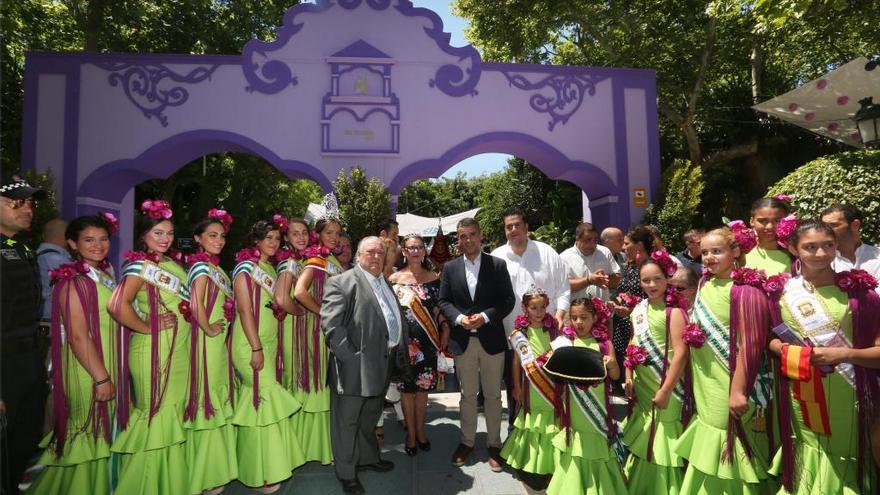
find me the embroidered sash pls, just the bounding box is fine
[692,291,772,407]
[189,262,232,298]
[781,276,856,389]
[278,258,304,277]
[631,300,684,402]
[394,284,441,351]
[303,255,343,276]
[86,265,117,291]
[510,329,556,408]
[123,260,189,301]
[569,383,627,464]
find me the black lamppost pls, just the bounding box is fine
[855,97,880,149]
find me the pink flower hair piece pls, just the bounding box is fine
[650,250,678,277]
[591,297,611,326]
[683,322,706,348]
[775,214,798,248]
[772,194,793,202]
[101,212,119,235]
[727,219,758,254]
[140,199,173,220]
[272,214,289,235]
[207,208,234,233]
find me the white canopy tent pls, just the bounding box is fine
[753,57,879,148]
[303,203,480,238]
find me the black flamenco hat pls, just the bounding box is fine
[543,346,606,384]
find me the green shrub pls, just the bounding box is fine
[333,166,391,245]
[644,159,704,252]
[767,151,880,245]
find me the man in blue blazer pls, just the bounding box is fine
[438,217,515,472]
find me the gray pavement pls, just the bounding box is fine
[225,392,530,495]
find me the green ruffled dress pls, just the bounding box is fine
[111,258,191,495]
[546,336,627,495]
[499,325,558,474]
[231,260,304,487]
[285,256,340,466]
[184,261,237,494]
[744,247,791,277]
[29,268,117,495]
[674,277,773,495]
[623,300,686,495]
[769,284,870,494]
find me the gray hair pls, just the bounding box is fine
[356,235,386,255]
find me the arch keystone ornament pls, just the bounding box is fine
[22,0,659,268]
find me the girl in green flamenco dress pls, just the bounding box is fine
[766,220,880,494]
[108,200,191,495]
[622,251,692,495]
[230,220,305,494]
[29,214,118,495]
[183,210,238,495]
[545,297,627,495]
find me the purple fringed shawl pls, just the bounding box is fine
[299,261,327,393]
[769,279,880,493]
[242,274,263,409]
[723,282,771,463]
[184,281,220,421]
[49,274,114,456]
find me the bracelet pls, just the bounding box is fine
[252,347,262,353]
[94,377,111,386]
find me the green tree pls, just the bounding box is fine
[644,159,705,252]
[397,172,482,217]
[767,150,880,245]
[333,166,391,245]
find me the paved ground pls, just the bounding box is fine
[223,392,530,495]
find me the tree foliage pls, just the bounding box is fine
[397,172,483,217]
[644,159,705,252]
[333,167,392,245]
[767,150,880,245]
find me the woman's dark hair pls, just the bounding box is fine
[569,297,599,315]
[135,216,174,252]
[65,215,112,256]
[192,217,224,238]
[791,219,836,247]
[246,220,278,246]
[750,197,791,216]
[626,225,654,254]
[638,257,667,277]
[395,234,436,272]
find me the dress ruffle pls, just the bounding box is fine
[769,442,863,494]
[622,411,685,467]
[235,413,305,487]
[230,380,301,427]
[27,457,110,495]
[185,424,238,494]
[183,384,234,430]
[36,429,110,466]
[111,405,186,454]
[501,426,557,474]
[624,454,685,495]
[673,414,769,483]
[546,447,628,495]
[288,409,333,465]
[550,427,614,462]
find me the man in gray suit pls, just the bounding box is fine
[321,236,409,495]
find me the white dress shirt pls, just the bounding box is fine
[358,265,402,347]
[560,244,620,301]
[456,254,489,327]
[832,242,880,286]
[491,239,571,336]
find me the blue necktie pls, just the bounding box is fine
[374,278,400,345]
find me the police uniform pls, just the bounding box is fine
[0,179,48,495]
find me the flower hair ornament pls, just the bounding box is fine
[772,194,793,202]
[727,219,757,254]
[208,208,234,233]
[140,199,173,220]
[650,250,678,277]
[101,212,119,235]
[775,214,798,248]
[272,213,289,235]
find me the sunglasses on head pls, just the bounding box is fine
[3,198,37,210]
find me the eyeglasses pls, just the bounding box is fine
[404,245,425,252]
[3,198,37,210]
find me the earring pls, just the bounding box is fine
[794,259,801,275]
[733,259,740,269]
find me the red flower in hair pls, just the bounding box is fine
[272,214,289,235]
[592,297,611,326]
[207,208,233,233]
[727,219,757,254]
[772,194,793,202]
[140,199,173,220]
[775,214,798,248]
[101,212,119,235]
[650,250,678,277]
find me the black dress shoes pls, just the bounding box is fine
[340,478,365,495]
[358,459,395,472]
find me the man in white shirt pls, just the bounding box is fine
[821,204,880,280]
[560,222,620,301]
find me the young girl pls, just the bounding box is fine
[109,200,191,495]
[623,252,691,495]
[29,214,117,495]
[230,220,304,493]
[273,217,309,395]
[546,297,626,495]
[767,220,880,494]
[674,227,774,494]
[745,197,793,276]
[184,210,237,495]
[500,287,560,488]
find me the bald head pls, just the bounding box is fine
[600,227,624,254]
[42,218,67,247]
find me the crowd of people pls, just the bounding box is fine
[2,175,880,495]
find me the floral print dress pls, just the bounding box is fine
[394,279,442,392]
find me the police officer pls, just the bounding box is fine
[1,178,47,494]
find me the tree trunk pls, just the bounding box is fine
[84,0,106,52]
[751,43,763,104]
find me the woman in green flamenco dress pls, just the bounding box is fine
[622,252,691,495]
[183,211,238,495]
[766,220,880,494]
[230,220,305,493]
[273,216,309,395]
[28,214,118,495]
[500,288,561,490]
[742,197,794,276]
[545,297,627,495]
[108,199,191,495]
[673,226,775,495]
[291,216,344,465]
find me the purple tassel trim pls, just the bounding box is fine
[185,283,219,421]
